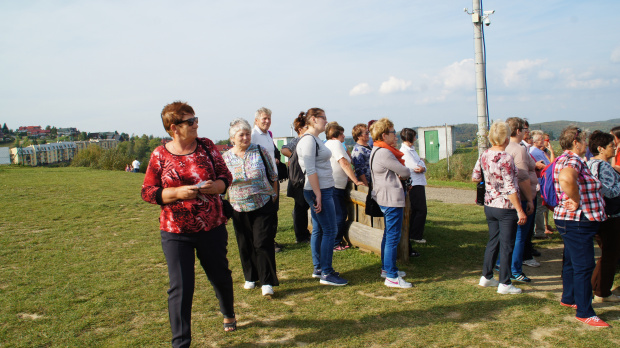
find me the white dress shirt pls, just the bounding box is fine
[251,125,278,174]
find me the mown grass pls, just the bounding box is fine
[1,166,619,347]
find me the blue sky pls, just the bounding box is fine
[1,0,619,140]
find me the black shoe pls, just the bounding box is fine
[274,242,283,253]
[410,249,420,257]
[296,238,310,244]
[531,248,541,257]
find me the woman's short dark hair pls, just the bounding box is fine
[161,101,195,136]
[351,123,367,142]
[400,128,417,143]
[559,125,587,150]
[325,122,344,139]
[611,126,620,139]
[588,130,615,155]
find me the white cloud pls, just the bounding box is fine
[611,46,620,63]
[538,70,555,80]
[439,59,474,90]
[349,82,372,96]
[560,68,614,89]
[379,76,412,94]
[502,59,547,87]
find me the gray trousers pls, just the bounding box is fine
[533,191,547,237]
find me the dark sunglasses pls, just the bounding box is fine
[176,117,198,126]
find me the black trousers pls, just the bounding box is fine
[231,199,279,286]
[407,185,427,240]
[592,216,620,297]
[483,206,518,285]
[293,195,310,242]
[160,225,235,348]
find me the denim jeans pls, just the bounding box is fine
[379,205,404,279]
[303,187,337,275]
[332,188,348,247]
[556,216,599,319]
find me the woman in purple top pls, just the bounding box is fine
[473,120,527,295]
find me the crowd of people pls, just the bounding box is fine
[140,101,429,346]
[139,101,618,346]
[473,118,620,328]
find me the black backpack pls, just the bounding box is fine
[288,134,319,189]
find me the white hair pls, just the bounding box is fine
[254,107,272,120]
[229,118,252,140]
[531,130,544,142]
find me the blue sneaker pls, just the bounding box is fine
[511,273,531,283]
[320,272,348,286]
[312,268,339,279]
[494,265,500,272]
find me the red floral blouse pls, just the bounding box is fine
[141,138,233,233]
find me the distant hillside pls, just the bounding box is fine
[451,118,620,142]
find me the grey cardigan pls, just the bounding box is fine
[370,147,411,208]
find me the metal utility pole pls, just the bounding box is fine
[465,1,494,156]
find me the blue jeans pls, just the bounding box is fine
[556,216,599,319]
[497,199,535,275]
[332,188,348,247]
[303,188,337,275]
[379,205,404,279]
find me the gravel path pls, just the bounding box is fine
[425,186,477,205]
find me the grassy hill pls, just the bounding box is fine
[450,118,620,142]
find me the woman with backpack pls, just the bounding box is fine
[297,108,348,286]
[552,126,609,327]
[586,131,620,303]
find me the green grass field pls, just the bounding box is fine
[1,166,618,347]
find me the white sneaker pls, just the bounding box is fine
[523,258,541,267]
[384,276,413,289]
[244,281,256,290]
[479,276,499,287]
[497,283,522,294]
[413,239,427,244]
[381,270,406,278]
[261,285,274,296]
[593,294,620,303]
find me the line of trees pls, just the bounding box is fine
[71,135,163,172]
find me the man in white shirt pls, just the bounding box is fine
[132,159,140,173]
[250,107,282,251]
[251,107,278,175]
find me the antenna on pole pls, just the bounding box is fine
[465,1,494,156]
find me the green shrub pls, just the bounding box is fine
[425,147,478,182]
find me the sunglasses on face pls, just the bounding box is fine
[176,117,198,126]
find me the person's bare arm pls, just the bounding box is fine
[338,158,364,186]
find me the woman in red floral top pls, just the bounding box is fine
[141,101,237,345]
[552,126,609,327]
[472,120,527,295]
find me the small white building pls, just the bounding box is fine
[0,147,10,165]
[273,136,295,163]
[417,125,455,163]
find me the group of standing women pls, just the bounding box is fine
[141,101,431,346]
[473,120,620,328]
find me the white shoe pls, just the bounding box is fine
[381,270,406,278]
[244,281,256,290]
[384,276,413,289]
[593,294,620,303]
[413,239,426,244]
[479,276,499,287]
[261,285,274,296]
[497,283,522,294]
[523,258,541,267]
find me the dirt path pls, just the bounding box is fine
[425,186,477,205]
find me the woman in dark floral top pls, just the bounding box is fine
[472,120,526,295]
[141,101,236,345]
